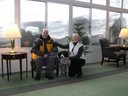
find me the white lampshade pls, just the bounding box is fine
[119,28,128,39]
[4,24,21,38]
[3,24,22,53]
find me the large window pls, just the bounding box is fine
[0,0,14,48]
[122,13,128,45]
[73,6,90,34]
[73,6,90,45]
[48,3,69,38]
[20,0,45,47]
[123,0,128,9]
[75,0,90,3]
[122,13,128,27]
[110,0,122,8]
[109,12,121,44]
[4,0,128,47]
[92,0,106,5]
[91,9,106,45]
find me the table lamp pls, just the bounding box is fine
[119,28,128,47]
[4,24,22,53]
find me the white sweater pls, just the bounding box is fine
[69,42,85,60]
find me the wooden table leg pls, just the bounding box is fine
[6,60,9,81]
[19,59,22,80]
[1,59,4,79]
[26,57,28,77]
[9,60,11,75]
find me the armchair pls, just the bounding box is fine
[99,38,126,67]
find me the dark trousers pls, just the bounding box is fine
[69,58,85,77]
[35,56,56,74]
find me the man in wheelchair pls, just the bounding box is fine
[31,28,58,80]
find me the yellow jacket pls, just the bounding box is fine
[31,35,54,60]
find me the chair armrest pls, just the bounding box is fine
[103,47,119,54]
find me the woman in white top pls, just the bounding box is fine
[56,33,86,78]
[69,33,85,78]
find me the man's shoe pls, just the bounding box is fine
[35,73,41,80]
[45,73,54,80]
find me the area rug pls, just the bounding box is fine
[0,62,128,95]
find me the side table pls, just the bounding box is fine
[1,52,28,81]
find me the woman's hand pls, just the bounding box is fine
[44,54,48,58]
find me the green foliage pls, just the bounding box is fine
[74,23,85,37]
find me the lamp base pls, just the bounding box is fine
[9,49,16,53]
[122,44,126,48]
[10,38,16,53]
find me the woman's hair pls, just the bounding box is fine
[71,33,81,42]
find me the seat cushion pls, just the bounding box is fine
[114,52,126,58]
